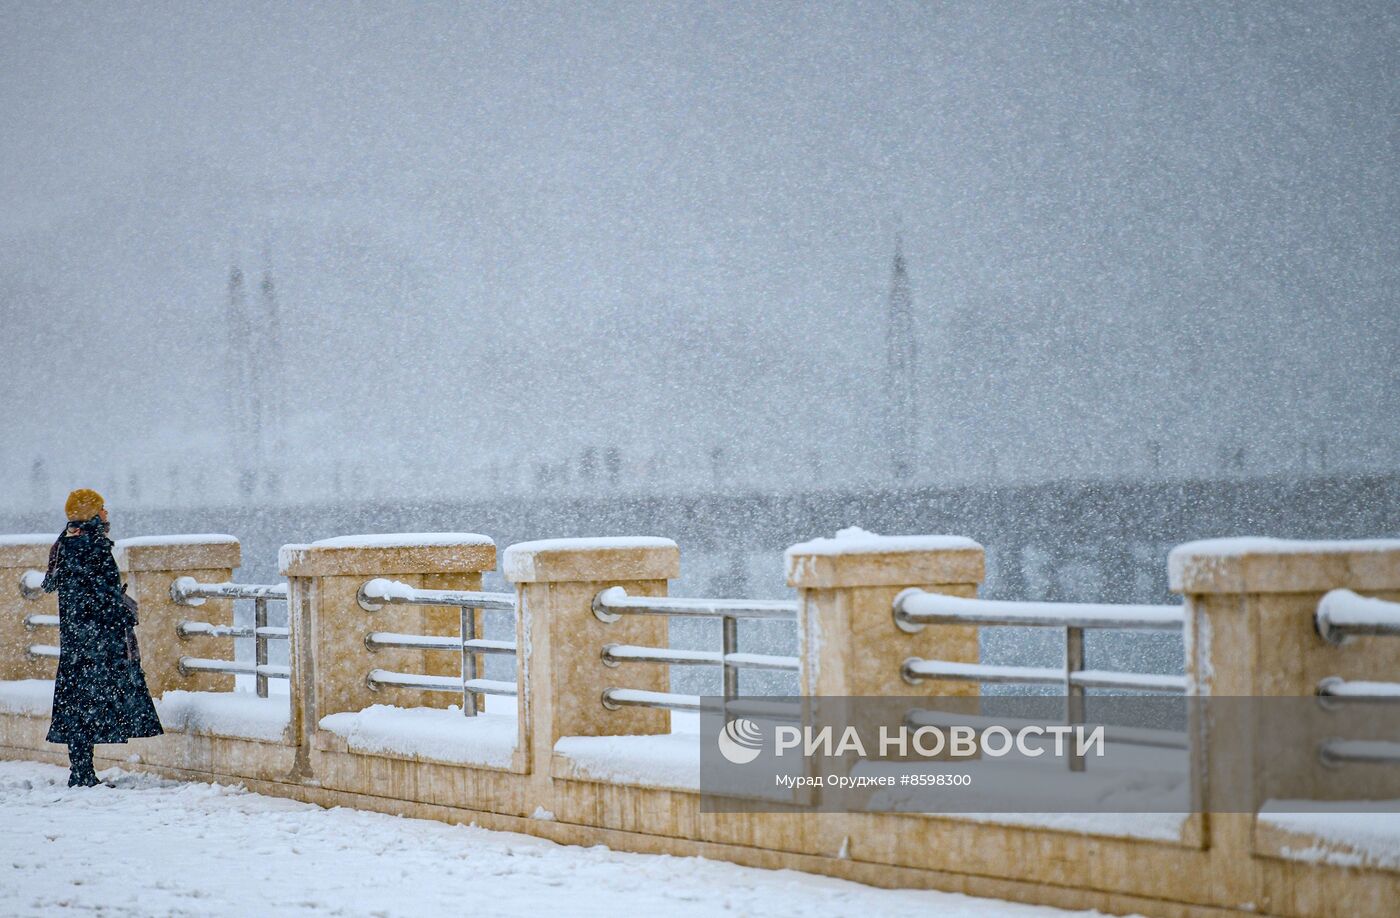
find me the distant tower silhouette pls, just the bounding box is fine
[258,249,285,492]
[226,264,256,496]
[884,234,917,481]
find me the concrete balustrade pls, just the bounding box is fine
[1170,537,1400,915]
[0,535,59,682]
[785,533,985,696]
[502,537,678,780]
[3,527,1400,917]
[113,536,242,696]
[278,534,499,730]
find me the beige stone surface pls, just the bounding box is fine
[787,538,985,590]
[503,537,678,583]
[280,534,497,578]
[503,539,676,784]
[788,537,984,697]
[115,536,240,573]
[0,535,59,682]
[1169,538,1400,595]
[290,536,502,781]
[1177,540,1400,906]
[309,571,486,717]
[0,535,55,571]
[513,573,670,779]
[119,536,243,698]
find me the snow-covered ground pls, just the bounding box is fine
[0,760,1106,918]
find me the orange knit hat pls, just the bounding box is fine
[64,488,105,521]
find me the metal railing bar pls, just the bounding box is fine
[19,570,45,600]
[1315,589,1400,645]
[24,614,59,629]
[177,657,289,679]
[26,644,59,659]
[1316,676,1400,700]
[592,587,798,623]
[601,688,703,712]
[363,632,517,655]
[356,579,515,613]
[903,659,1061,686]
[601,644,799,672]
[364,669,516,697]
[176,621,290,640]
[598,689,803,721]
[901,658,1186,693]
[893,589,1184,633]
[1073,670,1187,693]
[170,577,288,605]
[1319,739,1400,767]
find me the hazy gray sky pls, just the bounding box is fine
[2,1,1396,508]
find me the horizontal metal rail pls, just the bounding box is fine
[365,632,517,655]
[1316,676,1400,702]
[901,658,1186,693]
[170,576,288,606]
[365,669,517,697]
[894,589,1184,633]
[177,621,289,640]
[905,708,1189,750]
[357,579,516,613]
[1316,589,1400,645]
[26,644,59,659]
[24,613,59,630]
[598,689,802,721]
[178,657,290,679]
[601,687,702,712]
[18,569,45,600]
[1319,739,1400,767]
[601,643,799,672]
[592,586,798,622]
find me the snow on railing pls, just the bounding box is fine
[893,590,1185,633]
[1313,591,1400,767]
[17,571,58,662]
[356,578,518,717]
[1315,589,1400,645]
[592,586,800,714]
[18,569,44,600]
[170,576,290,697]
[893,588,1188,771]
[1319,739,1400,768]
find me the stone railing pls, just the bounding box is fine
[2,529,1399,917]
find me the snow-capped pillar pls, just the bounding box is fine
[785,531,985,696]
[0,535,60,682]
[1170,538,1400,884]
[1170,538,1400,698]
[278,534,498,733]
[503,538,678,779]
[114,536,242,698]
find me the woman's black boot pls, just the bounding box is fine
[67,742,99,787]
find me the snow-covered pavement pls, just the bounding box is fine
[0,760,1104,917]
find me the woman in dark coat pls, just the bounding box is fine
[42,488,163,787]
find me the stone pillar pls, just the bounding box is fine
[785,533,986,696]
[503,538,678,778]
[1170,537,1400,898]
[279,534,498,733]
[1170,538,1400,698]
[0,535,61,682]
[114,536,242,698]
